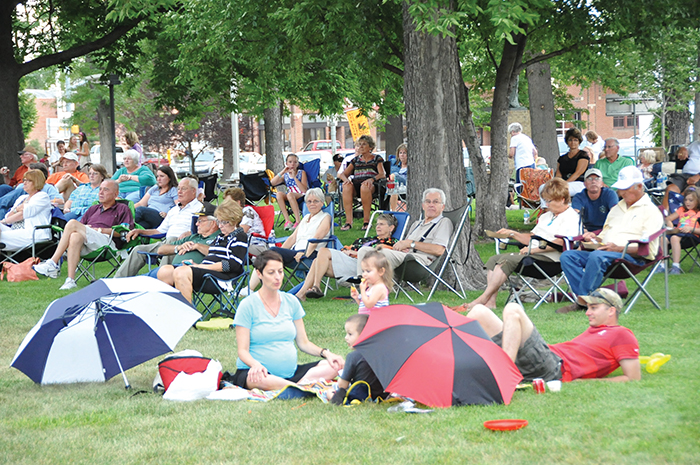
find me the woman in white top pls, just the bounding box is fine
[508,122,538,183]
[248,188,330,290]
[0,169,52,251]
[464,178,580,310]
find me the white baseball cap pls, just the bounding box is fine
[611,166,644,190]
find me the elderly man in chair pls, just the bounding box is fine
[557,166,663,314]
[356,187,453,274]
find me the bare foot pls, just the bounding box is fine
[295,293,306,302]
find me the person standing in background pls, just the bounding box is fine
[508,123,537,183]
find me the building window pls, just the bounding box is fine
[613,115,638,129]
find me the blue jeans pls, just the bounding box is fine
[135,206,164,229]
[0,185,13,197]
[0,186,23,218]
[560,249,646,297]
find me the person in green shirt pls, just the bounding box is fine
[144,204,220,277]
[595,138,634,189]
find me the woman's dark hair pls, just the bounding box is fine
[157,165,178,190]
[79,132,89,144]
[564,127,583,144]
[254,249,284,272]
[332,154,344,163]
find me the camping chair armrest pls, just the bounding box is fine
[626,229,665,257]
[554,235,579,251]
[137,251,163,265]
[529,235,564,253]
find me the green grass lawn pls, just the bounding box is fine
[1,208,699,464]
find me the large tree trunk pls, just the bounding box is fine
[384,114,404,155]
[0,72,24,174]
[667,101,691,147]
[527,60,559,167]
[471,35,527,235]
[403,0,485,291]
[263,102,284,175]
[97,99,115,173]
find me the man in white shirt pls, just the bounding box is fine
[508,122,537,183]
[114,177,202,277]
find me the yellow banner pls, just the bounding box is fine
[345,109,371,141]
[71,125,80,134]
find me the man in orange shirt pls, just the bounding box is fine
[46,153,89,203]
[0,146,39,196]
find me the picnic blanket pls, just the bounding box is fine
[207,379,374,405]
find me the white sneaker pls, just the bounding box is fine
[59,277,77,290]
[34,260,60,279]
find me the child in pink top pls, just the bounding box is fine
[664,188,700,274]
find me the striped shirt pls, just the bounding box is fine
[68,184,100,216]
[201,227,248,276]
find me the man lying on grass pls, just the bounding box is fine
[465,288,641,383]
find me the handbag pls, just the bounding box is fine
[1,257,40,282]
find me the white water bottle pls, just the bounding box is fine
[523,210,530,224]
[657,171,667,189]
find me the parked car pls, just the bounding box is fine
[171,150,223,178]
[143,152,169,166]
[301,140,342,152]
[239,152,266,174]
[617,138,652,159]
[89,144,126,166]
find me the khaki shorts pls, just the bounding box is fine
[492,327,562,382]
[81,226,115,255]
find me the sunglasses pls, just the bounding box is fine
[589,290,616,308]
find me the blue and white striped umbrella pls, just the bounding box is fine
[11,276,201,388]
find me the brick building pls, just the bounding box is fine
[24,89,73,155]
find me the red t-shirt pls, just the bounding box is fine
[10,165,28,187]
[46,170,89,186]
[550,325,639,382]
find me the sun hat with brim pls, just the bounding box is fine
[580,288,623,309]
[611,166,644,190]
[18,145,38,155]
[60,153,79,162]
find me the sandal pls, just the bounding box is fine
[361,222,369,231]
[305,286,325,299]
[340,223,353,231]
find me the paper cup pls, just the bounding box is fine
[546,380,562,392]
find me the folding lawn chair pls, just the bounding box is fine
[280,201,340,291]
[273,158,323,227]
[513,168,553,215]
[661,191,700,272]
[240,171,273,206]
[0,206,67,264]
[505,236,576,310]
[599,228,669,314]
[192,267,250,321]
[75,199,142,283]
[393,200,471,302]
[364,210,411,241]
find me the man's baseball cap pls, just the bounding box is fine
[580,288,623,309]
[584,168,603,180]
[61,153,79,162]
[611,166,644,190]
[18,145,37,155]
[195,202,216,217]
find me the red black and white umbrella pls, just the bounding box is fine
[354,302,522,408]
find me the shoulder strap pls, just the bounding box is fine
[418,221,439,243]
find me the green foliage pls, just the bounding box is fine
[18,83,37,139]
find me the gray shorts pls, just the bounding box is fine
[492,328,562,382]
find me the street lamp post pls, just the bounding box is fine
[108,74,121,171]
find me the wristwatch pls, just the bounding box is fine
[410,241,416,252]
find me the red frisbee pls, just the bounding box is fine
[483,419,528,431]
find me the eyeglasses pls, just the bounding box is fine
[423,199,443,205]
[589,290,616,308]
[305,199,322,204]
[603,145,618,150]
[196,217,212,223]
[216,219,229,225]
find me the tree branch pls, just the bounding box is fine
[374,23,403,62]
[383,62,403,77]
[19,21,141,76]
[517,32,635,73]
